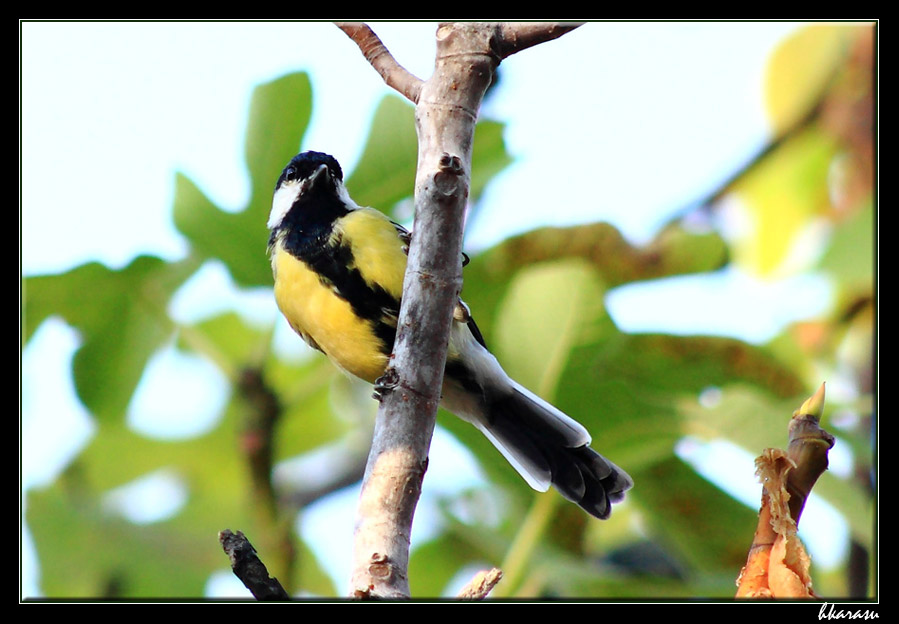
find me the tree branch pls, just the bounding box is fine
[456,568,503,600]
[219,530,290,600]
[342,21,581,599]
[495,22,584,58]
[335,22,425,103]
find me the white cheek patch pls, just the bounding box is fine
[268,181,302,229]
[268,167,359,231]
[335,181,360,210]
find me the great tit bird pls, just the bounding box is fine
[267,150,632,519]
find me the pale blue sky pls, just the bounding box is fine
[22,21,846,597]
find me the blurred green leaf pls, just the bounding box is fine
[348,94,513,216]
[494,259,612,395]
[173,72,313,288]
[23,255,200,422]
[408,531,489,597]
[817,200,875,292]
[27,481,218,598]
[345,96,419,211]
[470,117,514,202]
[460,221,729,345]
[438,218,810,582]
[26,313,340,597]
[27,392,251,597]
[632,456,758,574]
[243,74,313,213]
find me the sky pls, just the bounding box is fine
[20,21,846,597]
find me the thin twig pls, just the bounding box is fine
[457,568,504,600]
[219,530,291,600]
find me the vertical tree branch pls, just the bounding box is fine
[341,21,582,599]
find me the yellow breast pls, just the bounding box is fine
[271,208,408,384]
[337,208,406,301]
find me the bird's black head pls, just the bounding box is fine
[268,151,352,232]
[275,151,344,191]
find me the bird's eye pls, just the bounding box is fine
[284,165,298,181]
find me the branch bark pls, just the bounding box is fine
[341,22,582,599]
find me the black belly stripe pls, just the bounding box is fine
[313,239,399,356]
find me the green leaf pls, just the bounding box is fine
[23,255,200,422]
[439,218,808,584]
[470,118,514,201]
[493,259,612,397]
[408,531,489,598]
[817,199,875,292]
[243,73,313,211]
[346,94,513,215]
[27,482,218,598]
[629,456,758,574]
[173,72,313,288]
[461,221,728,342]
[26,392,253,596]
[345,96,419,212]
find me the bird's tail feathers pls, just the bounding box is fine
[478,381,633,519]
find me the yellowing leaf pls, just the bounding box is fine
[765,24,856,136]
[728,127,838,276]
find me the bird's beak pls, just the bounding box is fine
[306,163,331,190]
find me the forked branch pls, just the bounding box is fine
[340,21,582,599]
